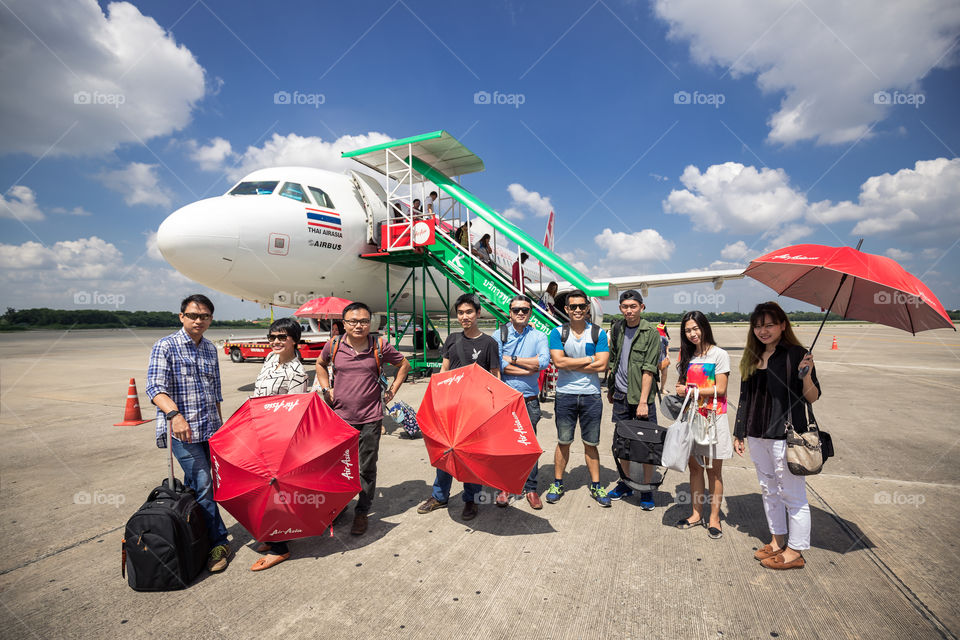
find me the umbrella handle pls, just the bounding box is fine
[798,351,811,379]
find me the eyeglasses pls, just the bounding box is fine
[183,312,211,321]
[343,319,371,326]
[566,303,589,311]
[267,334,290,342]
[510,307,531,314]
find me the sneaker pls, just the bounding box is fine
[589,483,612,508]
[417,497,448,514]
[639,491,655,511]
[544,480,564,504]
[608,482,634,501]
[207,544,231,573]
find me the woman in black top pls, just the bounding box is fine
[733,302,820,570]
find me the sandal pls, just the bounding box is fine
[707,526,723,539]
[250,553,290,571]
[676,517,704,529]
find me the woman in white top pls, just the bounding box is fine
[249,317,308,571]
[472,233,494,266]
[673,311,733,539]
[540,281,558,316]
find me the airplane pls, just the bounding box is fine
[156,165,744,335]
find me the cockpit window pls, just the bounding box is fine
[229,181,278,196]
[279,182,309,203]
[308,186,335,209]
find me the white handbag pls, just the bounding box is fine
[661,387,698,472]
[693,391,719,469]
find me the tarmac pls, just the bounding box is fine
[0,322,958,639]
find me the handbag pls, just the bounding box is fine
[692,389,719,469]
[785,401,831,475]
[661,386,698,472]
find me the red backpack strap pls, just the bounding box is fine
[329,336,342,386]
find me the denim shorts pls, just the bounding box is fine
[555,392,602,446]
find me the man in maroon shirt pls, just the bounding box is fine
[314,302,411,535]
[512,252,530,291]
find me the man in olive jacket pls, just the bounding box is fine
[606,290,662,509]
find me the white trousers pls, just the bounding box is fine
[747,437,811,551]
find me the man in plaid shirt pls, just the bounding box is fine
[146,294,231,573]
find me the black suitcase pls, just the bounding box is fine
[612,419,668,490]
[122,424,210,591]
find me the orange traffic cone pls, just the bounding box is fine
[831,336,838,350]
[115,378,151,426]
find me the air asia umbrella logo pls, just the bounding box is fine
[512,411,531,446]
[270,527,303,536]
[263,398,301,413]
[212,455,222,489]
[340,448,354,480]
[770,253,819,261]
[437,373,465,387]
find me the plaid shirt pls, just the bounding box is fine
[147,328,223,448]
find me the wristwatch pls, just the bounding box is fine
[511,355,518,364]
[164,409,180,421]
[320,386,329,395]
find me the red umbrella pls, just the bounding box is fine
[293,296,353,319]
[416,363,543,494]
[209,393,360,541]
[745,242,954,339]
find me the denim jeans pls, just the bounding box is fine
[523,396,542,493]
[431,469,481,504]
[555,393,603,446]
[610,389,658,426]
[171,438,229,547]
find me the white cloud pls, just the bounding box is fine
[187,137,235,172]
[502,207,525,220]
[0,186,44,221]
[50,206,92,216]
[145,231,163,261]
[720,240,751,261]
[209,132,393,182]
[885,248,914,261]
[764,223,815,249]
[664,163,808,233]
[0,236,122,280]
[594,228,676,262]
[0,241,56,269]
[0,0,206,157]
[98,163,172,207]
[505,183,553,219]
[654,0,960,145]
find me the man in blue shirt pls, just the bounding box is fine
[494,295,551,510]
[546,290,611,507]
[147,294,231,573]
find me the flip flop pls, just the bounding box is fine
[707,526,723,539]
[676,518,704,529]
[250,553,290,571]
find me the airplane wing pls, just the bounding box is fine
[555,268,745,297]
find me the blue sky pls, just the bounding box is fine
[1,0,958,319]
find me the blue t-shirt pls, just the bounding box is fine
[549,323,608,395]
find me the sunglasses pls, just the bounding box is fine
[510,307,531,314]
[267,334,290,342]
[566,303,589,311]
[183,312,211,321]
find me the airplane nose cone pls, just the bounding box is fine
[157,199,238,285]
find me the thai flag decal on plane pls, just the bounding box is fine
[305,207,341,231]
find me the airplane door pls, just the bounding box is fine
[350,170,388,244]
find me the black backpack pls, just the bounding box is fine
[611,419,667,490]
[122,477,209,591]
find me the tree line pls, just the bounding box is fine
[1,308,262,330]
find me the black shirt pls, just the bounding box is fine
[442,332,501,372]
[733,342,821,440]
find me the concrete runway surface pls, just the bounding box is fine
[0,323,958,639]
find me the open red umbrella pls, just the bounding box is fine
[293,296,353,319]
[745,241,954,342]
[416,363,543,494]
[209,393,360,541]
